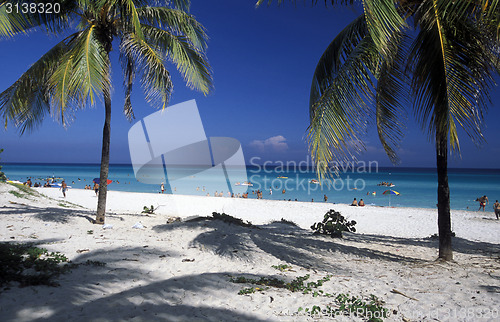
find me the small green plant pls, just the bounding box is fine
[231,274,331,295]
[8,183,39,200]
[272,264,293,271]
[298,294,389,321]
[0,243,71,288]
[9,190,23,198]
[87,230,94,235]
[142,205,155,214]
[238,287,256,295]
[212,212,254,228]
[311,209,356,238]
[0,243,107,290]
[237,286,269,295]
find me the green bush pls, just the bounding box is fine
[142,205,155,214]
[311,209,356,238]
[0,243,70,288]
[231,274,331,295]
[299,294,389,321]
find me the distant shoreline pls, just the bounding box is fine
[4,162,500,171]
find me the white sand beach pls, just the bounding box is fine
[1,183,499,321]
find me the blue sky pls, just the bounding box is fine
[1,0,500,168]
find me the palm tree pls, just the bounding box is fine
[0,0,212,224]
[257,0,500,260]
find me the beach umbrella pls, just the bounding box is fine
[93,178,113,185]
[382,189,400,207]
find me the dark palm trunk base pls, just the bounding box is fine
[95,86,111,225]
[436,135,453,260]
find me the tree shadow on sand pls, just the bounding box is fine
[0,204,127,224]
[153,219,430,273]
[153,218,500,272]
[0,244,268,322]
[343,233,500,257]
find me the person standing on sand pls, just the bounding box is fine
[61,181,68,198]
[478,195,489,211]
[494,200,500,219]
[94,182,99,196]
[160,183,165,194]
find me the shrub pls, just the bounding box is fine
[142,205,155,214]
[298,294,389,321]
[0,243,70,288]
[311,209,356,238]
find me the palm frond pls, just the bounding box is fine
[256,0,354,7]
[308,15,381,178]
[361,0,406,59]
[137,6,207,50]
[408,0,495,152]
[310,14,367,110]
[375,31,409,164]
[120,33,173,110]
[49,26,110,114]
[0,35,74,133]
[168,0,190,12]
[120,49,136,121]
[141,24,212,95]
[0,0,76,39]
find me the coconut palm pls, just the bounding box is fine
[257,0,500,260]
[0,0,212,224]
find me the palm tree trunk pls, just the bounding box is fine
[95,85,111,224]
[436,134,453,260]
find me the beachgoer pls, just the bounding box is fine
[359,199,365,207]
[478,195,489,211]
[282,189,286,194]
[94,182,99,196]
[160,183,165,194]
[26,178,32,187]
[324,194,328,202]
[61,181,68,198]
[494,200,500,220]
[270,188,272,195]
[351,198,358,206]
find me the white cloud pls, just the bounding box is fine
[249,135,289,153]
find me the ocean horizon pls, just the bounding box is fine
[2,162,499,211]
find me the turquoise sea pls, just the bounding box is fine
[2,163,499,211]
